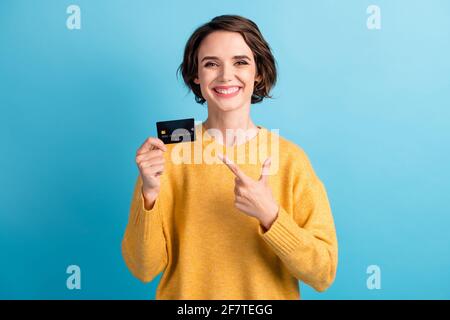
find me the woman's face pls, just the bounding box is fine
[194,31,261,112]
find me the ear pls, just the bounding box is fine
[255,73,262,84]
[194,77,200,85]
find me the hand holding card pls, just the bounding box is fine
[135,137,167,210]
[135,118,195,209]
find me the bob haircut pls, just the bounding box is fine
[178,15,277,104]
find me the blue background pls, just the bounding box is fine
[1,0,449,299]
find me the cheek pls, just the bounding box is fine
[197,70,215,89]
[242,73,257,92]
[240,68,258,86]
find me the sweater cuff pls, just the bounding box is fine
[140,190,160,214]
[258,207,305,257]
[127,192,162,241]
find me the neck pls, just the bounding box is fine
[203,104,259,147]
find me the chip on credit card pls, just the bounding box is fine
[156,118,196,144]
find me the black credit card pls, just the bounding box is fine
[156,118,196,144]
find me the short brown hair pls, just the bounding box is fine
[178,15,277,104]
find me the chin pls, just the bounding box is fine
[207,97,247,112]
[215,103,242,112]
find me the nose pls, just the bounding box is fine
[217,62,234,82]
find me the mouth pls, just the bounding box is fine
[212,86,242,98]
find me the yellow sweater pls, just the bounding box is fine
[122,123,338,299]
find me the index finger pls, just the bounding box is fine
[217,153,248,182]
[137,137,167,155]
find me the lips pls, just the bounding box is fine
[212,86,242,98]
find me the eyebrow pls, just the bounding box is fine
[200,55,252,62]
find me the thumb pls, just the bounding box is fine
[259,157,272,184]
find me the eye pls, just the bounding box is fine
[236,60,249,65]
[204,62,218,67]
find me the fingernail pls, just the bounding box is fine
[224,155,232,164]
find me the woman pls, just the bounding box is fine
[122,15,338,300]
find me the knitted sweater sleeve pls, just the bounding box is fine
[259,148,338,292]
[121,175,168,283]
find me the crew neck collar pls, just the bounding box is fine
[198,122,264,148]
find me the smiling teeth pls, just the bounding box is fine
[215,87,239,94]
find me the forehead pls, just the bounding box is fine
[197,31,253,59]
